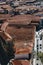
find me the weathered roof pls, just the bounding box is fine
[0,14,40,25]
[0,2,6,5]
[13,0,36,2]
[11,60,30,65]
[0,14,11,20]
[6,26,35,41]
[5,26,35,54]
[0,4,12,11]
[33,11,43,16]
[7,14,40,25]
[22,0,36,2]
[15,5,38,11]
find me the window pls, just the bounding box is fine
[40,44,41,46]
[37,39,39,44]
[36,64,38,65]
[37,39,39,50]
[37,47,38,49]
[40,47,42,49]
[37,58,39,60]
[39,44,42,49]
[40,35,42,40]
[37,45,38,47]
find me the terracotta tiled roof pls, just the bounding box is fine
[0,4,12,11]
[11,60,30,65]
[7,14,40,25]
[15,5,38,11]
[0,14,40,24]
[33,11,43,16]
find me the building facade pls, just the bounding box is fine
[33,30,43,65]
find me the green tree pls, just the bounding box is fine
[38,52,43,63]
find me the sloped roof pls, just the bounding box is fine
[6,26,35,41]
[0,4,12,11]
[7,14,40,25]
[15,5,37,11]
[6,26,35,54]
[22,0,36,2]
[0,14,40,25]
[0,14,11,20]
[33,11,43,16]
